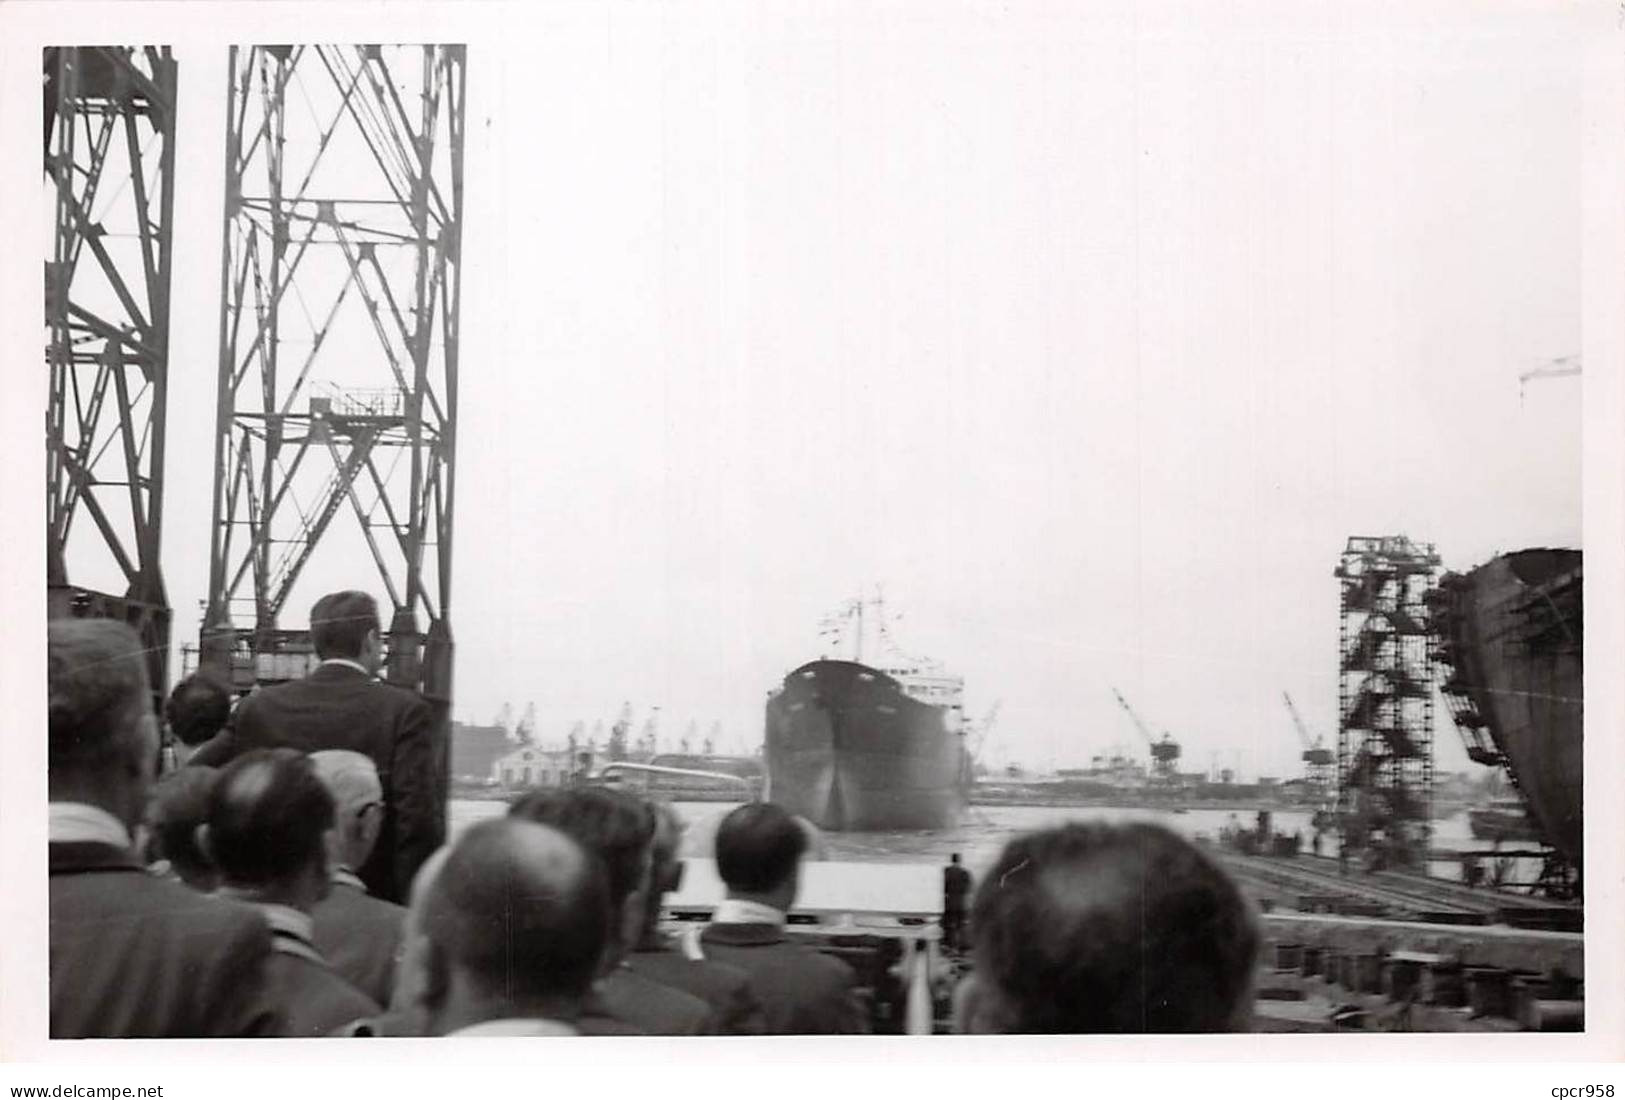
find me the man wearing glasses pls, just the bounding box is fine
[310,749,407,1007]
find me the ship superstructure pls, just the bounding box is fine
[813,592,967,733]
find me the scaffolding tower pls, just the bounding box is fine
[44,47,179,706]
[1335,535,1440,872]
[199,45,465,805]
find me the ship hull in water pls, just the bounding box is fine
[765,659,966,831]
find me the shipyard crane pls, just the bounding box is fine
[607,701,634,761]
[1283,691,1334,791]
[635,706,658,758]
[1111,687,1182,782]
[967,700,1002,771]
[1518,355,1580,404]
[46,48,179,717]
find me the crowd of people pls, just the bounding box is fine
[47,591,1262,1039]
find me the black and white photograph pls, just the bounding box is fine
[2,0,1622,1085]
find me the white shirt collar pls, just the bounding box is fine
[318,657,373,677]
[447,1018,578,1037]
[48,802,132,850]
[710,898,787,927]
[332,867,367,892]
[216,892,317,944]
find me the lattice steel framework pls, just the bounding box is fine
[1335,535,1440,872]
[200,45,464,753]
[44,47,178,702]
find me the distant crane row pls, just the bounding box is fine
[1104,686,1336,793]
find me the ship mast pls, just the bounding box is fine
[822,588,910,666]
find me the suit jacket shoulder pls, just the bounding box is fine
[235,668,428,744]
[49,848,282,1038]
[697,924,867,1035]
[626,944,765,1035]
[310,884,406,1008]
[268,952,380,1038]
[584,966,714,1036]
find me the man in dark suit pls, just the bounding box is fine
[941,852,972,952]
[626,801,765,1034]
[953,822,1259,1033]
[697,803,868,1034]
[191,590,441,903]
[206,749,380,1037]
[509,786,714,1035]
[47,618,281,1038]
[309,750,407,1006]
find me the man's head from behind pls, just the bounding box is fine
[508,785,654,965]
[387,846,454,1033]
[163,672,232,749]
[148,765,220,891]
[309,590,383,672]
[418,818,609,1033]
[309,749,384,874]
[713,801,807,911]
[960,821,1259,1033]
[205,748,336,909]
[47,618,158,828]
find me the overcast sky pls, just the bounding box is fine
[55,2,1583,779]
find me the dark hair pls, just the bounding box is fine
[150,766,219,880]
[425,818,609,1000]
[309,590,380,660]
[48,618,151,772]
[508,786,654,910]
[164,673,232,747]
[208,749,335,887]
[713,802,806,894]
[970,822,1259,1033]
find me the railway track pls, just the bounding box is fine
[1215,851,1502,918]
[1295,853,1561,912]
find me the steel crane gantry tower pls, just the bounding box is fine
[1335,535,1440,872]
[199,45,466,813]
[44,47,179,708]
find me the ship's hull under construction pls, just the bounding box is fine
[765,659,967,831]
[1433,548,1583,870]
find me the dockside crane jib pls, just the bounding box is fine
[1111,687,1182,781]
[966,699,1002,774]
[1283,690,1334,792]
